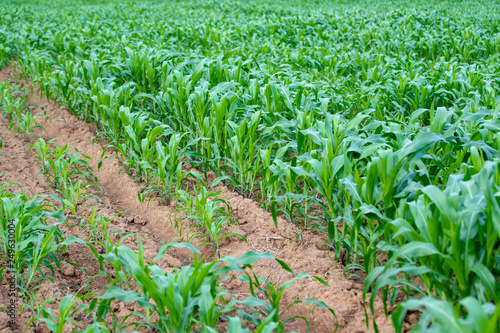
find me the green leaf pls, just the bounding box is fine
[275,258,294,275]
[153,242,200,263]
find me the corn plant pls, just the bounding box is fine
[39,294,89,333]
[99,242,334,332]
[61,179,100,219]
[0,191,83,293]
[21,291,63,333]
[138,132,189,206]
[219,251,338,333]
[364,161,500,331]
[0,43,11,68]
[226,111,262,197]
[171,178,245,257]
[80,208,135,286]
[392,297,500,333]
[31,137,59,173]
[99,241,227,333]
[36,143,96,191]
[120,123,167,181]
[0,88,27,122]
[9,107,45,142]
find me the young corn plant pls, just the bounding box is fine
[391,297,500,333]
[171,179,246,258]
[9,107,45,143]
[219,252,338,333]
[226,111,262,198]
[0,83,28,123]
[80,208,136,287]
[121,123,168,182]
[21,291,53,333]
[98,242,228,333]
[0,191,82,294]
[190,198,245,258]
[138,132,188,206]
[268,158,311,228]
[39,294,89,333]
[79,207,122,255]
[257,143,285,207]
[364,161,500,331]
[31,137,59,174]
[99,242,334,332]
[61,179,100,220]
[39,143,96,191]
[0,43,11,68]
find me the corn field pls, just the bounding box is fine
[1,0,500,332]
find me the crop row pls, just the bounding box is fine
[0,81,334,332]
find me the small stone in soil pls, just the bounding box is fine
[61,263,76,277]
[407,313,418,325]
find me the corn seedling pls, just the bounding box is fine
[61,179,100,220]
[171,177,245,257]
[9,107,45,142]
[138,131,189,206]
[39,294,89,333]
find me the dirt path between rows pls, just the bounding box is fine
[0,66,396,333]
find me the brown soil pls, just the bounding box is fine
[0,65,396,333]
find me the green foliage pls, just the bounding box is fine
[98,243,336,332]
[171,177,246,258]
[39,294,89,333]
[0,185,84,333]
[0,189,80,290]
[9,107,44,142]
[33,138,100,220]
[2,0,500,330]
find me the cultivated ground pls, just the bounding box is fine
[0,66,401,332]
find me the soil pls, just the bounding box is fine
[0,65,396,333]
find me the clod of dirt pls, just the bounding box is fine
[60,263,76,277]
[130,215,147,225]
[112,300,121,312]
[407,313,418,325]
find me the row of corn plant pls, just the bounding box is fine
[0,78,334,332]
[0,135,335,332]
[31,137,101,221]
[0,182,87,332]
[0,181,333,332]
